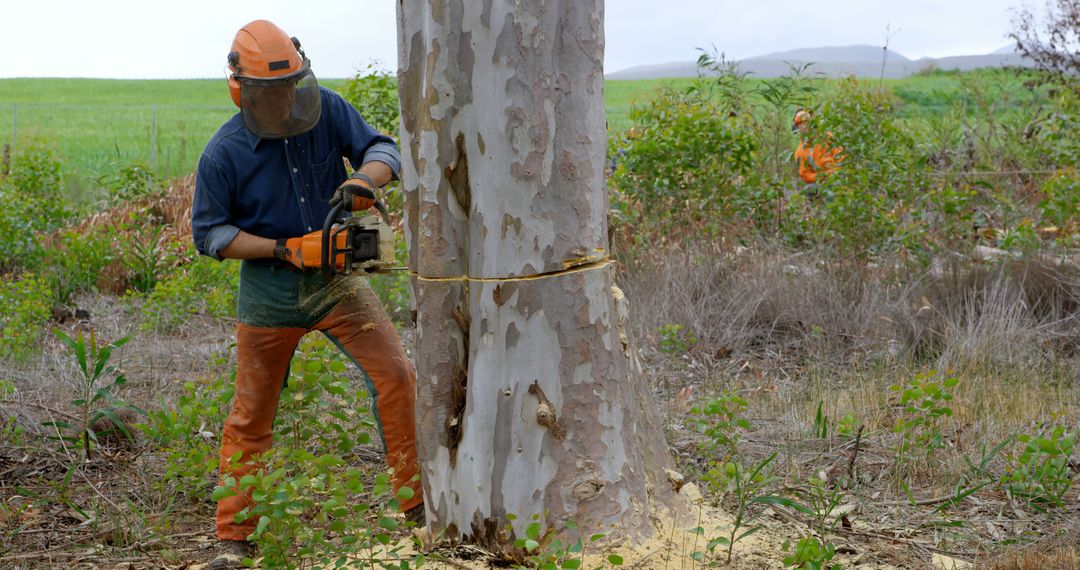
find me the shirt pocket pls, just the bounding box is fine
[310,147,344,200]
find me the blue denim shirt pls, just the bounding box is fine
[192,87,400,262]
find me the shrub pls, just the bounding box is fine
[117,210,182,293]
[1038,168,1080,240]
[610,87,761,241]
[142,363,234,501]
[0,140,69,272]
[6,140,67,230]
[1000,425,1075,509]
[97,162,159,204]
[341,63,400,137]
[788,78,932,256]
[41,227,116,306]
[140,255,239,333]
[0,273,53,362]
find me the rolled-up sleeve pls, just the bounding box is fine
[362,141,401,180]
[192,152,237,260]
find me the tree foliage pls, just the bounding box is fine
[1009,0,1080,84]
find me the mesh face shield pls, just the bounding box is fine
[239,65,322,139]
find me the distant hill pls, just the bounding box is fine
[607,44,1033,80]
[747,45,910,64]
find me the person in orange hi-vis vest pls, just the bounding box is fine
[792,109,843,184]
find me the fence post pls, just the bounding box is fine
[149,104,158,174]
[10,103,16,160]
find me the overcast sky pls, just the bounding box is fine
[1,0,1027,79]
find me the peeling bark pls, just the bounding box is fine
[398,0,686,542]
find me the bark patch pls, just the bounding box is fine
[446,132,471,213]
[446,303,470,466]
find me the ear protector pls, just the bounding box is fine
[227,51,242,108]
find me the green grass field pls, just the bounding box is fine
[0,69,1042,202]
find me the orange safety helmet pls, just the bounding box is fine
[227,20,321,138]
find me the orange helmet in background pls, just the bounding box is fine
[227,19,321,139]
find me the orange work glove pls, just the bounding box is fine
[332,172,378,212]
[273,229,348,270]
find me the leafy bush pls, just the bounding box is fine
[6,140,68,230]
[0,140,69,272]
[789,78,932,255]
[117,211,182,293]
[610,87,761,240]
[97,162,159,204]
[140,255,239,332]
[341,63,400,137]
[41,227,116,306]
[1038,168,1080,240]
[0,199,44,273]
[1000,425,1075,508]
[0,273,53,362]
[142,364,234,501]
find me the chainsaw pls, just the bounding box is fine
[319,196,399,281]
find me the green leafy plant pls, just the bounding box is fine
[609,82,761,243]
[1038,169,1080,236]
[797,475,847,543]
[41,227,116,307]
[690,452,782,566]
[691,393,791,565]
[139,254,239,332]
[98,161,158,204]
[693,391,751,462]
[782,536,841,570]
[889,371,959,469]
[48,330,141,460]
[118,210,180,292]
[341,62,400,137]
[0,273,53,362]
[142,360,234,501]
[811,401,829,439]
[507,517,619,570]
[835,413,858,439]
[1000,425,1075,509]
[657,323,697,357]
[0,139,69,273]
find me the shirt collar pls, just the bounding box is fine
[243,124,265,151]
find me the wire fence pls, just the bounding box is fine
[1,102,236,184]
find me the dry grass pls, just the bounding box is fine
[620,241,1080,567]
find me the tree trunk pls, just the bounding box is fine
[397,0,686,543]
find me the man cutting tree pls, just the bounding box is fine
[191,19,423,570]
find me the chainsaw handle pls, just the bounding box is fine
[322,199,345,282]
